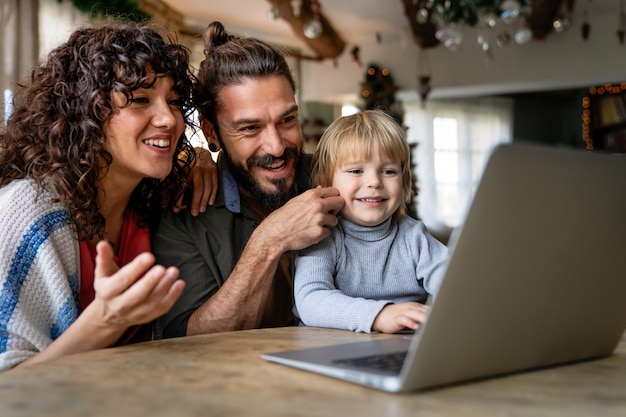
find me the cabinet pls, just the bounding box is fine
[582,83,626,153]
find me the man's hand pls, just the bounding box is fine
[251,186,344,255]
[174,147,218,216]
[372,302,430,334]
[186,186,343,335]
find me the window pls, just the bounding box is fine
[404,96,513,236]
[1,0,41,126]
[2,0,90,125]
[341,104,359,116]
[3,90,12,124]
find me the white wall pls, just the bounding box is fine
[300,2,626,104]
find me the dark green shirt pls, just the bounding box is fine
[153,154,312,338]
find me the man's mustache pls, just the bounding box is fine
[247,147,299,169]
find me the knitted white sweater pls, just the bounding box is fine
[0,179,79,371]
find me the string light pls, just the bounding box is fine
[582,83,626,150]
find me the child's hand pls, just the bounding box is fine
[372,302,430,334]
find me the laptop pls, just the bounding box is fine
[261,142,626,393]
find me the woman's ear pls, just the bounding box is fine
[200,119,221,152]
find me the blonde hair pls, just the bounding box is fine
[311,109,412,215]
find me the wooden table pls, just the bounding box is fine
[0,327,625,417]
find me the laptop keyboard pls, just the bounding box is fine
[332,350,408,374]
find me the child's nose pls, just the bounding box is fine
[366,172,383,188]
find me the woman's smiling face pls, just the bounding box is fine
[103,75,185,185]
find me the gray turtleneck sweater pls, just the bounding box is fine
[293,215,448,333]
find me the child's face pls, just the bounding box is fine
[332,145,403,227]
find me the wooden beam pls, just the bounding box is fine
[266,0,346,60]
[137,0,183,36]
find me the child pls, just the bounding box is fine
[293,109,448,334]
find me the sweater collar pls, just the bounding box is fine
[339,216,394,242]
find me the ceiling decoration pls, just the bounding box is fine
[65,0,149,21]
[66,0,611,106]
[68,0,575,63]
[401,0,574,102]
[402,0,574,52]
[265,0,346,60]
[66,0,345,60]
[261,0,579,67]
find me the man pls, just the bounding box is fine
[153,22,344,338]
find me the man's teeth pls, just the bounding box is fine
[144,139,170,148]
[266,161,285,169]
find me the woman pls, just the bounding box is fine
[0,22,199,370]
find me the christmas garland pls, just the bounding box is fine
[61,0,150,22]
[426,0,531,27]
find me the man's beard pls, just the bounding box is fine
[224,146,302,212]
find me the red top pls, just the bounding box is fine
[78,211,151,345]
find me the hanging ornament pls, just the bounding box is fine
[553,6,571,34]
[304,19,322,38]
[416,7,429,24]
[290,0,302,17]
[618,0,626,44]
[416,47,431,105]
[580,0,592,40]
[552,17,566,32]
[500,0,521,24]
[481,11,498,28]
[481,38,493,66]
[514,27,532,44]
[496,32,512,47]
[581,8,590,40]
[351,46,362,67]
[267,5,281,20]
[435,24,463,51]
[417,76,431,107]
[513,16,532,45]
[303,0,322,39]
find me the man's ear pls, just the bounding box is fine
[200,119,221,152]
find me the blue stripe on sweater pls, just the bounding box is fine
[50,272,79,340]
[0,210,73,351]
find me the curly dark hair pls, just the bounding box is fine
[0,22,196,241]
[194,21,296,141]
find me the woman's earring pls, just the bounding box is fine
[208,142,219,152]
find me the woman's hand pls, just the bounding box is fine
[174,147,218,216]
[92,241,185,328]
[13,241,186,369]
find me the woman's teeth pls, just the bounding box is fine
[144,139,170,148]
